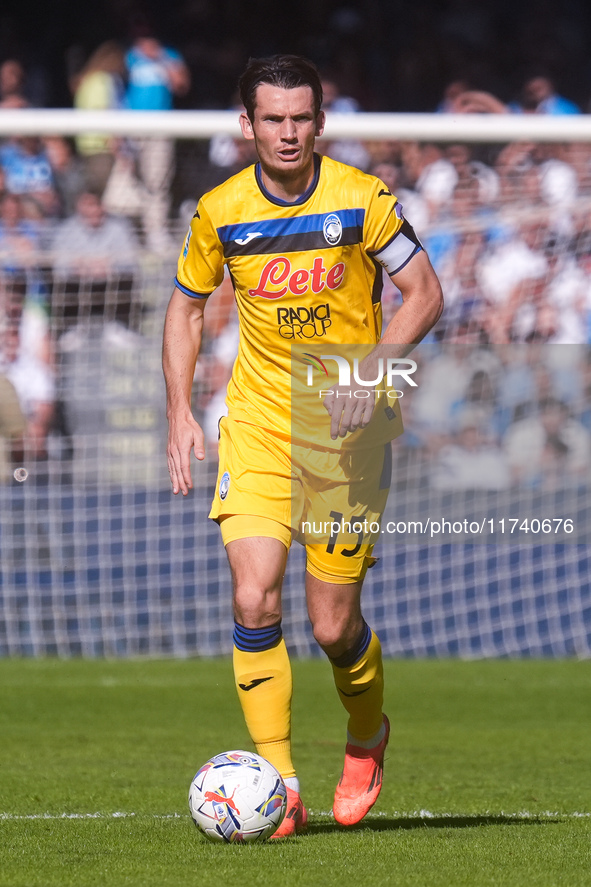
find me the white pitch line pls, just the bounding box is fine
[0,812,183,821]
[1,810,590,821]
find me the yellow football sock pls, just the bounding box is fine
[330,626,384,743]
[233,632,296,779]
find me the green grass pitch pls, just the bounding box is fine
[1,657,590,887]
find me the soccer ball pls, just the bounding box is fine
[188,750,287,843]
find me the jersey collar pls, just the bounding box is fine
[255,153,321,207]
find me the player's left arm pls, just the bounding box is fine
[381,247,444,349]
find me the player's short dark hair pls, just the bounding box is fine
[238,54,323,121]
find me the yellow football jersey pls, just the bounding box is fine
[175,153,422,448]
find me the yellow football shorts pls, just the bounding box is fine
[209,416,392,584]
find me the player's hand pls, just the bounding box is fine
[323,385,376,440]
[166,412,205,495]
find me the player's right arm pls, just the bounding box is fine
[165,195,225,493]
[162,286,207,496]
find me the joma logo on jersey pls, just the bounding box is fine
[277,303,332,339]
[248,256,345,300]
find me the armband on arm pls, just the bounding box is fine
[372,219,423,276]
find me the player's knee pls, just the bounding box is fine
[311,613,362,658]
[233,585,282,629]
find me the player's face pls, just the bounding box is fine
[240,84,325,192]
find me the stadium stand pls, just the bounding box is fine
[0,107,590,658]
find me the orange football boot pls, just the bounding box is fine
[333,715,390,826]
[269,786,308,839]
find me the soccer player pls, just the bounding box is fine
[163,54,443,837]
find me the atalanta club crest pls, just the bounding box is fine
[323,213,342,245]
[219,471,230,500]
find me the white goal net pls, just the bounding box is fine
[0,109,590,657]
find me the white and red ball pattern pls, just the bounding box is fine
[189,750,287,843]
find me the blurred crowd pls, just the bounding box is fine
[5,0,591,113]
[2,0,591,486]
[399,343,591,492]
